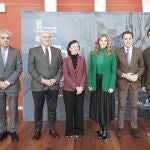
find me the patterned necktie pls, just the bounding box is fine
[1,49,7,66]
[45,48,49,62]
[126,49,131,64]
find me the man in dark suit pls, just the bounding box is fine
[0,29,22,142]
[116,31,144,138]
[142,29,150,137]
[28,32,62,140]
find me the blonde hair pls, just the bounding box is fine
[93,34,112,55]
[0,29,12,38]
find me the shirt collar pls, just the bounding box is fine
[41,45,51,53]
[1,46,9,51]
[124,46,132,52]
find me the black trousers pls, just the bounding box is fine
[32,90,58,131]
[63,90,85,136]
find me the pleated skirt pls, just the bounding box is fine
[89,74,115,125]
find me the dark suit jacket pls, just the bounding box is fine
[116,47,144,90]
[63,55,87,91]
[142,47,150,90]
[28,45,62,91]
[0,46,22,92]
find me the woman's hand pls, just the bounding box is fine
[88,86,93,91]
[108,88,113,93]
[76,86,84,95]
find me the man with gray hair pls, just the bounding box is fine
[0,29,22,142]
[28,32,62,140]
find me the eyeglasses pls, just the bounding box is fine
[0,37,11,40]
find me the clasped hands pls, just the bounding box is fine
[76,86,84,95]
[122,73,138,82]
[0,81,9,89]
[41,78,56,86]
[88,87,113,93]
[142,87,146,92]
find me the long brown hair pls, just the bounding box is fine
[92,34,112,55]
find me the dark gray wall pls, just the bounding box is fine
[22,12,150,121]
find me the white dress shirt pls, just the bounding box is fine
[1,46,10,85]
[1,46,9,65]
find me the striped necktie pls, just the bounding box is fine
[45,48,49,62]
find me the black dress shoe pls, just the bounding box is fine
[33,130,41,140]
[130,129,141,138]
[49,130,60,138]
[116,128,122,138]
[0,131,8,141]
[9,132,19,142]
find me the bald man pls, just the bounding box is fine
[28,32,62,140]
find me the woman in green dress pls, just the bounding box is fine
[88,34,116,140]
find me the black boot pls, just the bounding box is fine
[97,125,103,139]
[102,126,108,140]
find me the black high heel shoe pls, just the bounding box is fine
[97,126,103,139]
[102,127,108,141]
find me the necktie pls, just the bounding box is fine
[45,48,49,62]
[126,49,131,64]
[1,49,7,66]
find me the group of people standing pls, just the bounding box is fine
[0,28,149,142]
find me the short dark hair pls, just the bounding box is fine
[67,40,80,55]
[122,31,133,39]
[147,29,150,37]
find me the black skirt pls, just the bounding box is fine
[89,74,115,125]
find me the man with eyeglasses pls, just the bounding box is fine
[0,29,22,142]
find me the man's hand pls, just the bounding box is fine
[122,73,133,80]
[0,81,8,89]
[41,78,51,86]
[142,87,146,92]
[122,73,138,82]
[49,79,57,86]
[0,81,3,88]
[41,78,57,86]
[129,74,138,82]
